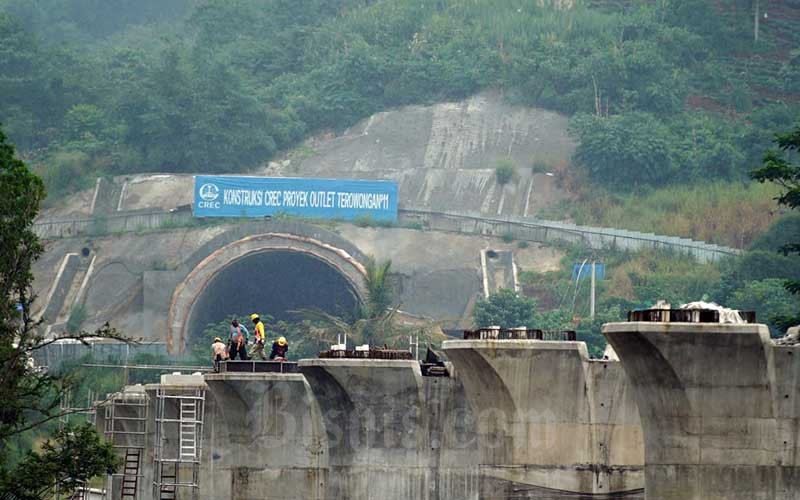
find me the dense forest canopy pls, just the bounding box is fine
[1,0,799,200]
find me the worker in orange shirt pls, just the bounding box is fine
[248,313,267,360]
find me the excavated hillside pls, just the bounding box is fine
[41,92,572,219]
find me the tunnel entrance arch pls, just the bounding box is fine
[168,232,367,353]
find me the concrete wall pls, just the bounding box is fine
[31,340,166,370]
[34,207,738,264]
[402,209,738,264]
[39,252,80,323]
[603,322,800,500]
[298,359,481,500]
[442,340,644,498]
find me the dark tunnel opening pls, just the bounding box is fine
[187,250,360,342]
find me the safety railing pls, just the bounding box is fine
[463,327,577,341]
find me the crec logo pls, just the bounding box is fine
[199,183,219,201]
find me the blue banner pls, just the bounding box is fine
[572,263,604,281]
[193,175,398,221]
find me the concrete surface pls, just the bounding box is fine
[298,359,481,500]
[603,322,800,500]
[442,340,644,498]
[202,373,328,500]
[32,216,565,343]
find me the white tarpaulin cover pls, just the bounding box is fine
[680,301,745,324]
[776,326,800,346]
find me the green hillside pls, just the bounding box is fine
[1,0,798,199]
[1,0,799,338]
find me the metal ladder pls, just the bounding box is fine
[158,462,178,500]
[120,448,141,499]
[179,399,197,461]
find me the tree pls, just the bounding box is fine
[495,159,515,185]
[0,423,119,500]
[0,126,121,495]
[473,289,537,329]
[363,256,394,319]
[751,123,800,328]
[729,279,796,337]
[569,112,677,188]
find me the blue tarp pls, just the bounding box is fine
[193,175,398,221]
[572,262,604,281]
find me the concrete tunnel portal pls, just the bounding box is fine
[188,251,361,339]
[168,232,368,353]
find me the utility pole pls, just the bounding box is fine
[590,261,596,320]
[754,0,760,43]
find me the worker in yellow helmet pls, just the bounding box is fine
[270,336,289,361]
[248,313,267,360]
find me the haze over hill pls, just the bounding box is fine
[2,3,800,497]
[2,0,797,343]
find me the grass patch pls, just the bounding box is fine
[539,181,781,248]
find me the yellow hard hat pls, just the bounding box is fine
[214,337,222,342]
[250,313,259,320]
[277,337,287,346]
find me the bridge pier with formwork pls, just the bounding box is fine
[298,358,481,500]
[202,365,328,500]
[604,317,800,500]
[98,385,150,500]
[442,329,645,499]
[146,373,207,500]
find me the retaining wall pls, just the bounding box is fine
[34,207,738,263]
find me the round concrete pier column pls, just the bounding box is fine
[443,339,644,498]
[604,322,800,500]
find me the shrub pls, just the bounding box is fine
[474,289,536,329]
[495,159,515,185]
[531,160,550,175]
[66,305,87,333]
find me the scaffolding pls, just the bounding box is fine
[153,385,205,500]
[103,390,149,500]
[56,388,98,500]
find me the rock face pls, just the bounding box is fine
[604,322,800,500]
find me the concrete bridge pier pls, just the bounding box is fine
[604,322,800,500]
[442,339,645,499]
[202,372,328,500]
[298,359,480,500]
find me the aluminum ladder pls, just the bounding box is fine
[179,399,197,461]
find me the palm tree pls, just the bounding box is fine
[364,256,393,319]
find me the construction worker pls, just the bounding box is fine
[228,319,249,360]
[249,313,267,360]
[211,337,228,372]
[270,336,289,361]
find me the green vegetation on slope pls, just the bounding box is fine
[1,0,798,207]
[539,181,783,248]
